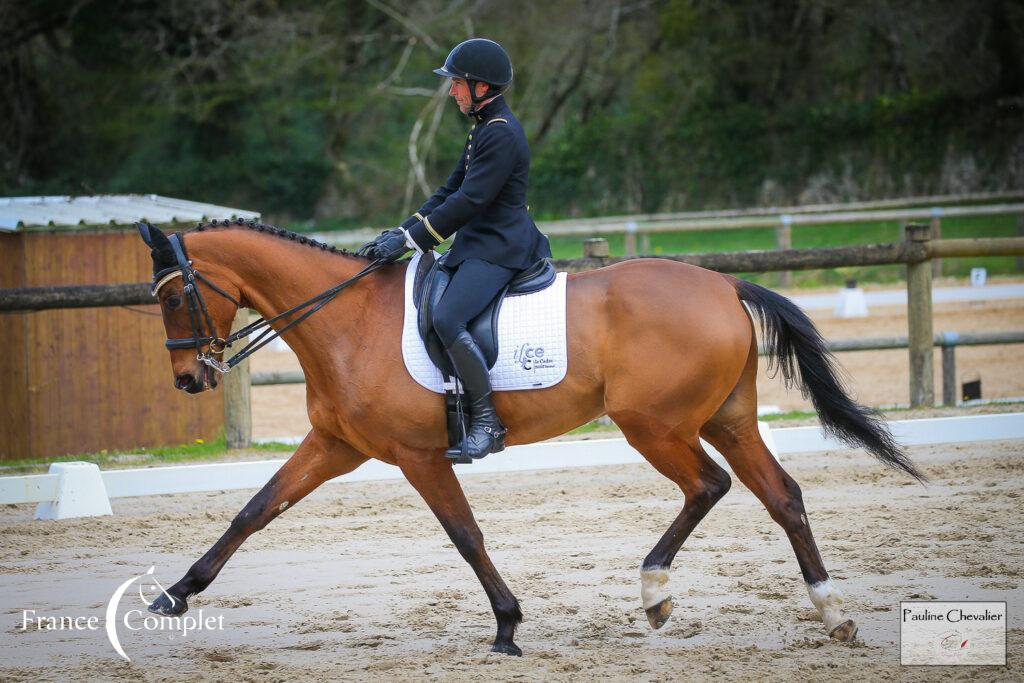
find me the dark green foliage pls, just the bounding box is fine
[2,1,1021,224]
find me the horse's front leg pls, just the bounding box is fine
[396,449,524,656]
[149,431,367,615]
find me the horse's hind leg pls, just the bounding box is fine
[149,430,367,615]
[700,359,858,641]
[612,415,732,630]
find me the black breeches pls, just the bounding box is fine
[433,257,518,348]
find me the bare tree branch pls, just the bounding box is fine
[365,0,442,54]
[383,86,438,96]
[376,36,416,90]
[405,79,449,211]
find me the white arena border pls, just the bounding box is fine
[2,413,1022,520]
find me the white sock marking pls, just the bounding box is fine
[640,567,671,609]
[806,578,846,632]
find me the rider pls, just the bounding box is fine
[359,38,552,461]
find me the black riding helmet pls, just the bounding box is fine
[433,38,513,114]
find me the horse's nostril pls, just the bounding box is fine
[175,374,193,390]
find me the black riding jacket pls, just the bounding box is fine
[402,96,552,270]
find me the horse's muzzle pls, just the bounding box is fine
[175,369,217,394]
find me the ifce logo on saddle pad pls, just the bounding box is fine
[512,342,555,371]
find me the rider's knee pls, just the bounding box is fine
[432,311,464,349]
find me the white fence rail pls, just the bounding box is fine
[2,413,1022,520]
[0,473,60,505]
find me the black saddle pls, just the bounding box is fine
[414,251,556,379]
[413,250,556,458]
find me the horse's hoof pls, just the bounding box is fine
[645,597,673,629]
[148,591,188,616]
[491,641,522,657]
[829,619,858,642]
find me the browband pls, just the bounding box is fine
[152,270,183,296]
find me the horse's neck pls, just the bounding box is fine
[194,229,375,373]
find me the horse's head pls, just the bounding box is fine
[138,222,242,393]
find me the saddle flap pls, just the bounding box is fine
[417,253,455,376]
[412,250,436,307]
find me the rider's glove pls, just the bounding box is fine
[370,228,412,263]
[355,228,395,257]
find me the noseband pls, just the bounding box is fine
[151,232,386,375]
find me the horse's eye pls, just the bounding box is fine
[165,295,182,309]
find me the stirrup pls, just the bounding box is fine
[444,425,506,464]
[444,446,474,465]
[445,379,474,464]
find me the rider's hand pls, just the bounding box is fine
[370,228,411,263]
[355,228,396,257]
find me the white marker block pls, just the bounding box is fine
[833,287,868,318]
[35,462,113,520]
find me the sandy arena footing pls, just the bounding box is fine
[1,439,1021,680]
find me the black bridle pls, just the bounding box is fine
[153,232,386,374]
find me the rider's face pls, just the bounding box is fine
[448,78,486,114]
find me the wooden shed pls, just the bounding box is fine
[0,195,260,461]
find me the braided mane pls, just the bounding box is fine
[188,218,371,260]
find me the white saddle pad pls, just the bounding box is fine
[401,251,568,393]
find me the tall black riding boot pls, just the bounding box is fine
[444,330,507,461]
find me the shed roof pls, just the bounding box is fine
[0,194,260,231]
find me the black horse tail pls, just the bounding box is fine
[732,278,925,482]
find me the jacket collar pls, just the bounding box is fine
[472,95,508,123]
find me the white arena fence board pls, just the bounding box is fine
[770,413,1024,454]
[102,461,287,498]
[0,473,59,505]
[2,414,1022,518]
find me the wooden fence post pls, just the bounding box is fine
[776,214,792,287]
[223,309,252,448]
[930,208,942,278]
[583,238,610,259]
[940,334,957,407]
[1017,212,1024,272]
[624,221,638,257]
[905,223,934,407]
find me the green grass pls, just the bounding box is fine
[566,419,621,435]
[757,410,819,422]
[286,216,371,233]
[548,212,1022,288]
[0,434,296,475]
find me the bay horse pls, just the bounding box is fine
[139,220,921,656]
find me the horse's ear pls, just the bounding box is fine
[137,221,167,248]
[137,222,175,273]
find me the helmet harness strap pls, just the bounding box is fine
[467,80,499,117]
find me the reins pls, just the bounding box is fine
[154,232,386,374]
